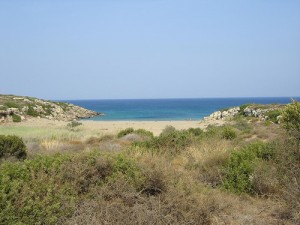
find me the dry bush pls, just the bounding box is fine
[185,140,232,187]
[85,135,124,152]
[140,168,167,196]
[25,141,42,156]
[211,192,289,225]
[272,139,300,222]
[65,148,219,225]
[39,139,85,154]
[61,154,114,194]
[40,139,66,151]
[99,141,123,152]
[85,135,115,145]
[67,175,218,225]
[252,162,279,196]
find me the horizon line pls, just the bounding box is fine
[56,96,300,101]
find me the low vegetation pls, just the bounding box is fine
[12,114,21,122]
[281,99,300,139]
[0,135,27,160]
[0,100,299,224]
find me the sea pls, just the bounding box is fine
[64,97,300,121]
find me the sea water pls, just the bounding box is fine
[64,97,299,121]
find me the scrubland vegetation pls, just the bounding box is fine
[0,101,300,224]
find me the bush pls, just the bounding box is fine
[117,128,134,138]
[111,154,145,189]
[161,125,176,136]
[117,128,154,140]
[0,154,75,225]
[12,114,21,122]
[61,154,114,194]
[222,142,273,194]
[67,121,82,129]
[67,174,216,225]
[271,139,300,215]
[134,130,190,154]
[27,106,39,117]
[232,117,252,133]
[0,152,146,224]
[4,101,19,109]
[221,126,237,140]
[187,127,203,136]
[265,110,281,123]
[204,125,221,138]
[133,129,154,139]
[281,99,300,140]
[0,135,27,159]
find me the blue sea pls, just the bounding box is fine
[65,97,299,121]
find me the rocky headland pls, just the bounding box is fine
[0,94,102,123]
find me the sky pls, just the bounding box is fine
[0,0,299,100]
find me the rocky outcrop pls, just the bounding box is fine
[204,104,284,122]
[204,107,240,121]
[0,95,102,122]
[242,105,283,121]
[243,107,269,120]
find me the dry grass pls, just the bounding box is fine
[67,173,219,225]
[181,139,233,188]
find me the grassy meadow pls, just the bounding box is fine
[0,101,300,225]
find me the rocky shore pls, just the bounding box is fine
[0,95,102,122]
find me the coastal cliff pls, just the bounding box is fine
[0,94,102,122]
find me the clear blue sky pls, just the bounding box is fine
[1,0,299,100]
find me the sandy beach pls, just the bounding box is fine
[2,118,225,136]
[81,120,225,136]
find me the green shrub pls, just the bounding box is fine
[187,127,203,136]
[111,154,144,188]
[232,117,253,133]
[117,128,154,139]
[247,142,274,160]
[204,125,222,138]
[0,135,27,159]
[133,129,154,138]
[223,142,273,194]
[12,114,21,122]
[0,152,147,224]
[42,105,53,115]
[117,128,134,138]
[60,153,114,194]
[67,121,82,128]
[134,130,190,154]
[221,126,237,140]
[4,101,19,109]
[0,154,75,225]
[27,106,39,117]
[281,99,300,140]
[264,120,272,126]
[265,110,281,123]
[161,125,176,136]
